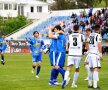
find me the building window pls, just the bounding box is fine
[13,4,17,10]
[4,4,8,10]
[31,6,34,13]
[37,6,42,12]
[9,4,12,10]
[0,3,3,10]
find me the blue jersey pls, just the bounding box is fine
[49,39,57,52]
[0,38,7,51]
[29,38,44,55]
[56,34,66,52]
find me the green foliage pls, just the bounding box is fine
[51,0,77,10]
[51,0,107,10]
[0,16,29,36]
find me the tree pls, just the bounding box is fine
[103,0,108,7]
[51,0,104,10]
[76,0,102,8]
[51,0,77,10]
[0,16,29,36]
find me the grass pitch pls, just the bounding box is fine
[0,54,108,90]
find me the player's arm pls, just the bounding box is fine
[98,36,102,61]
[48,27,58,39]
[85,37,90,57]
[66,37,69,52]
[40,40,45,53]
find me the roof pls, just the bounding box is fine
[0,0,49,5]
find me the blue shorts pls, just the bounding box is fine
[0,49,4,53]
[32,54,42,62]
[49,51,57,66]
[49,51,66,67]
[56,52,66,67]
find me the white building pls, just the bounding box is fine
[0,0,49,19]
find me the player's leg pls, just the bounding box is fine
[55,52,66,80]
[92,55,101,89]
[36,54,42,78]
[62,66,71,89]
[62,56,73,89]
[84,55,90,80]
[35,62,41,78]
[1,51,5,65]
[93,68,100,89]
[72,68,79,88]
[32,55,36,74]
[88,68,93,88]
[87,55,93,88]
[49,51,57,85]
[84,63,89,80]
[72,57,82,88]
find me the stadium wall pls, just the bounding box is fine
[51,8,102,16]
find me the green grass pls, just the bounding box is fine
[0,54,108,90]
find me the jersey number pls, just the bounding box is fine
[89,36,94,44]
[73,37,77,46]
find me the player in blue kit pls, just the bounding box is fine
[48,25,66,85]
[27,31,44,78]
[0,34,8,65]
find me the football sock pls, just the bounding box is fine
[50,68,55,81]
[72,72,79,84]
[88,70,93,86]
[64,71,70,80]
[36,66,41,75]
[1,55,4,61]
[57,68,65,79]
[85,64,90,77]
[93,71,99,88]
[93,71,99,81]
[53,69,59,81]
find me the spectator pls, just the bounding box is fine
[88,8,93,17]
[103,17,108,35]
[79,20,85,32]
[85,20,91,29]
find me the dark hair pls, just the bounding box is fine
[33,31,39,35]
[86,20,89,25]
[86,28,91,32]
[94,24,100,31]
[73,25,79,31]
[54,25,62,31]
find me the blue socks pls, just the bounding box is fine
[36,66,41,75]
[50,68,65,81]
[58,68,65,79]
[53,69,59,81]
[50,68,55,81]
[1,55,4,61]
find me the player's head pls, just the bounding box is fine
[85,28,92,36]
[73,25,79,32]
[54,25,62,32]
[33,31,39,38]
[1,34,5,39]
[94,24,100,33]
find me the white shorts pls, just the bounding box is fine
[67,56,82,68]
[87,54,101,68]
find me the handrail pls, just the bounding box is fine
[6,21,33,37]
